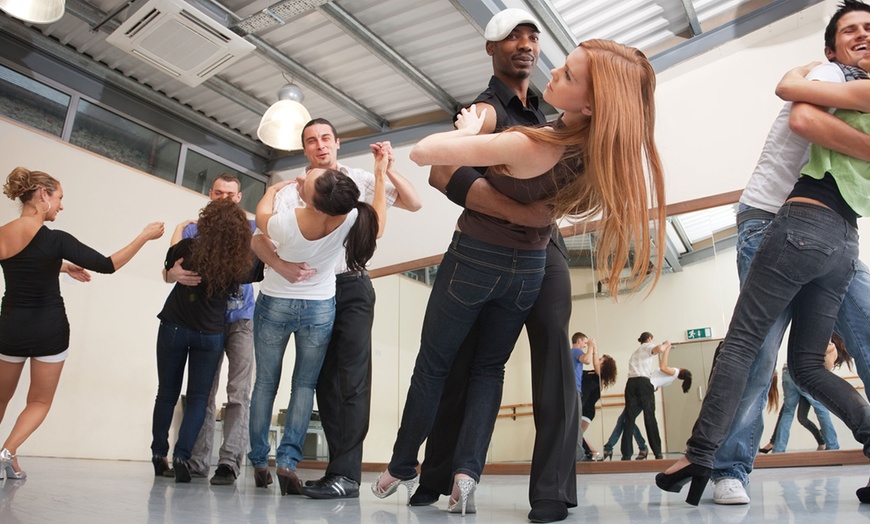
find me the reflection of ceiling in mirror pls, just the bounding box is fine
[671,204,738,244]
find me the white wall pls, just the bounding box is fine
[0,0,863,464]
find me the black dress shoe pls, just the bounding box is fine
[528,500,568,523]
[409,485,440,506]
[301,474,359,499]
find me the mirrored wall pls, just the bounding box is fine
[367,191,864,469]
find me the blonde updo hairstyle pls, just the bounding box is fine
[3,167,59,205]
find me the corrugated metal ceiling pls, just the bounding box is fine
[0,0,814,160]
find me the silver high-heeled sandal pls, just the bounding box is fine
[371,471,417,504]
[0,448,27,480]
[447,476,477,516]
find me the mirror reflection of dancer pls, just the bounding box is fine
[759,334,852,453]
[572,333,617,461]
[621,333,671,461]
[0,167,163,480]
[373,39,666,520]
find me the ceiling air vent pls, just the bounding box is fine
[106,0,255,87]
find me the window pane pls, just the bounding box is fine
[182,149,265,212]
[0,65,70,137]
[69,99,179,181]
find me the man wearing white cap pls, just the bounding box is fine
[411,8,578,522]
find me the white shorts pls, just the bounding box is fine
[0,349,69,364]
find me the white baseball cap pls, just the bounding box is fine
[484,8,541,42]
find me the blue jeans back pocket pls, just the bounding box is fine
[447,262,500,307]
[777,230,836,282]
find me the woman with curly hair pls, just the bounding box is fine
[0,167,163,480]
[151,198,262,482]
[576,335,617,461]
[248,158,386,495]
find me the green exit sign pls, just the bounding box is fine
[687,328,712,340]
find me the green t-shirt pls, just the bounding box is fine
[801,109,870,216]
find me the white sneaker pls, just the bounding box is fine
[713,478,750,505]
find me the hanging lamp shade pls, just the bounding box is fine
[257,84,311,151]
[0,0,66,24]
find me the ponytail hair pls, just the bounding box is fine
[345,202,378,272]
[677,369,693,394]
[310,169,378,272]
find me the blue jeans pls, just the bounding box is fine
[835,260,870,404]
[712,213,787,484]
[713,210,870,484]
[772,367,839,452]
[248,293,335,469]
[388,232,545,481]
[602,409,647,452]
[689,202,864,469]
[151,321,225,460]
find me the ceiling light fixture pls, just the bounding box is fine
[257,83,311,151]
[0,0,66,24]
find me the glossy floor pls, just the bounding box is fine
[1,457,869,523]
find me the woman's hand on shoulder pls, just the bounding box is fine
[455,104,487,136]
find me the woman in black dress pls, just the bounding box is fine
[0,167,163,480]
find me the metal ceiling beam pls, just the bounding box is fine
[0,14,268,157]
[195,0,389,132]
[317,2,460,114]
[245,34,389,131]
[651,0,825,72]
[679,0,703,37]
[64,0,270,116]
[523,0,578,55]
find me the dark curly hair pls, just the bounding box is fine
[190,198,254,298]
[599,354,617,389]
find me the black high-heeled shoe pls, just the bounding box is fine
[758,445,772,454]
[655,462,711,506]
[151,455,170,477]
[857,486,870,503]
[602,450,613,461]
[173,458,191,483]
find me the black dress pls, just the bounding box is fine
[0,226,115,357]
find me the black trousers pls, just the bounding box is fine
[621,377,662,459]
[316,272,375,484]
[417,239,578,506]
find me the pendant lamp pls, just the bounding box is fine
[257,83,311,151]
[0,0,65,24]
